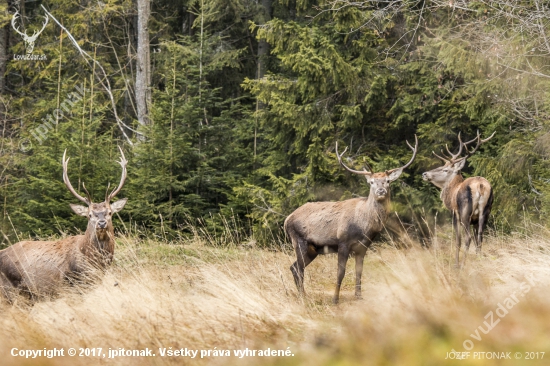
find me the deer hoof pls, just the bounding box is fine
[355,294,363,300]
[332,297,339,305]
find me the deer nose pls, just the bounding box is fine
[375,188,387,196]
[98,220,107,229]
[422,172,429,180]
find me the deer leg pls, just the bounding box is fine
[472,223,480,255]
[354,252,366,299]
[455,188,475,268]
[476,214,487,255]
[453,212,461,268]
[460,219,473,268]
[333,245,350,305]
[290,239,316,295]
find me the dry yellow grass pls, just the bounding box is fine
[1,225,550,366]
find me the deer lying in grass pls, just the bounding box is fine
[285,136,418,304]
[0,147,128,299]
[422,131,495,268]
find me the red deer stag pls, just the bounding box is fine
[285,136,418,304]
[422,131,495,268]
[0,147,128,299]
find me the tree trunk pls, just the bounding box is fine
[257,0,272,80]
[0,24,7,94]
[254,0,272,157]
[0,1,9,119]
[136,0,151,126]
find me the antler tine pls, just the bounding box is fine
[442,144,463,161]
[335,141,348,162]
[386,135,419,175]
[454,132,464,158]
[107,146,128,202]
[104,182,111,203]
[11,11,26,37]
[62,149,91,205]
[440,148,453,160]
[335,141,372,176]
[30,14,49,39]
[41,14,49,31]
[481,131,496,143]
[444,132,464,162]
[463,131,495,156]
[463,130,480,147]
[363,161,374,174]
[433,151,450,164]
[81,182,93,204]
[444,143,454,158]
[396,134,418,171]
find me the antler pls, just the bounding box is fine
[444,132,464,161]
[106,146,128,202]
[62,149,91,205]
[28,14,49,41]
[336,135,418,176]
[432,150,450,164]
[432,131,495,165]
[463,130,496,156]
[11,11,27,38]
[104,183,111,203]
[335,142,372,176]
[387,135,418,174]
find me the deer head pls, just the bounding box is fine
[63,147,128,240]
[422,130,495,188]
[336,136,418,201]
[11,11,49,54]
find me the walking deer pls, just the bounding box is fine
[285,136,418,304]
[0,147,128,299]
[422,131,495,268]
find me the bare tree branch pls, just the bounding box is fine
[41,5,141,145]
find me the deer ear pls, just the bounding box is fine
[388,168,404,182]
[453,158,467,171]
[70,204,88,217]
[111,198,128,213]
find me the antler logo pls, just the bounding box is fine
[11,10,49,54]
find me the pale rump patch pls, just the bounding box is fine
[422,130,495,267]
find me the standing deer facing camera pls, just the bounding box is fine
[422,131,495,268]
[0,147,128,299]
[285,136,418,304]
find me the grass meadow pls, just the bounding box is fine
[1,221,550,366]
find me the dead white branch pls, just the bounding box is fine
[41,5,141,145]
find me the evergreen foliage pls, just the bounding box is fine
[1,0,549,246]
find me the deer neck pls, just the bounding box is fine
[441,173,464,210]
[366,190,390,224]
[80,222,115,266]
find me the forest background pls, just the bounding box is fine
[0,0,549,246]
